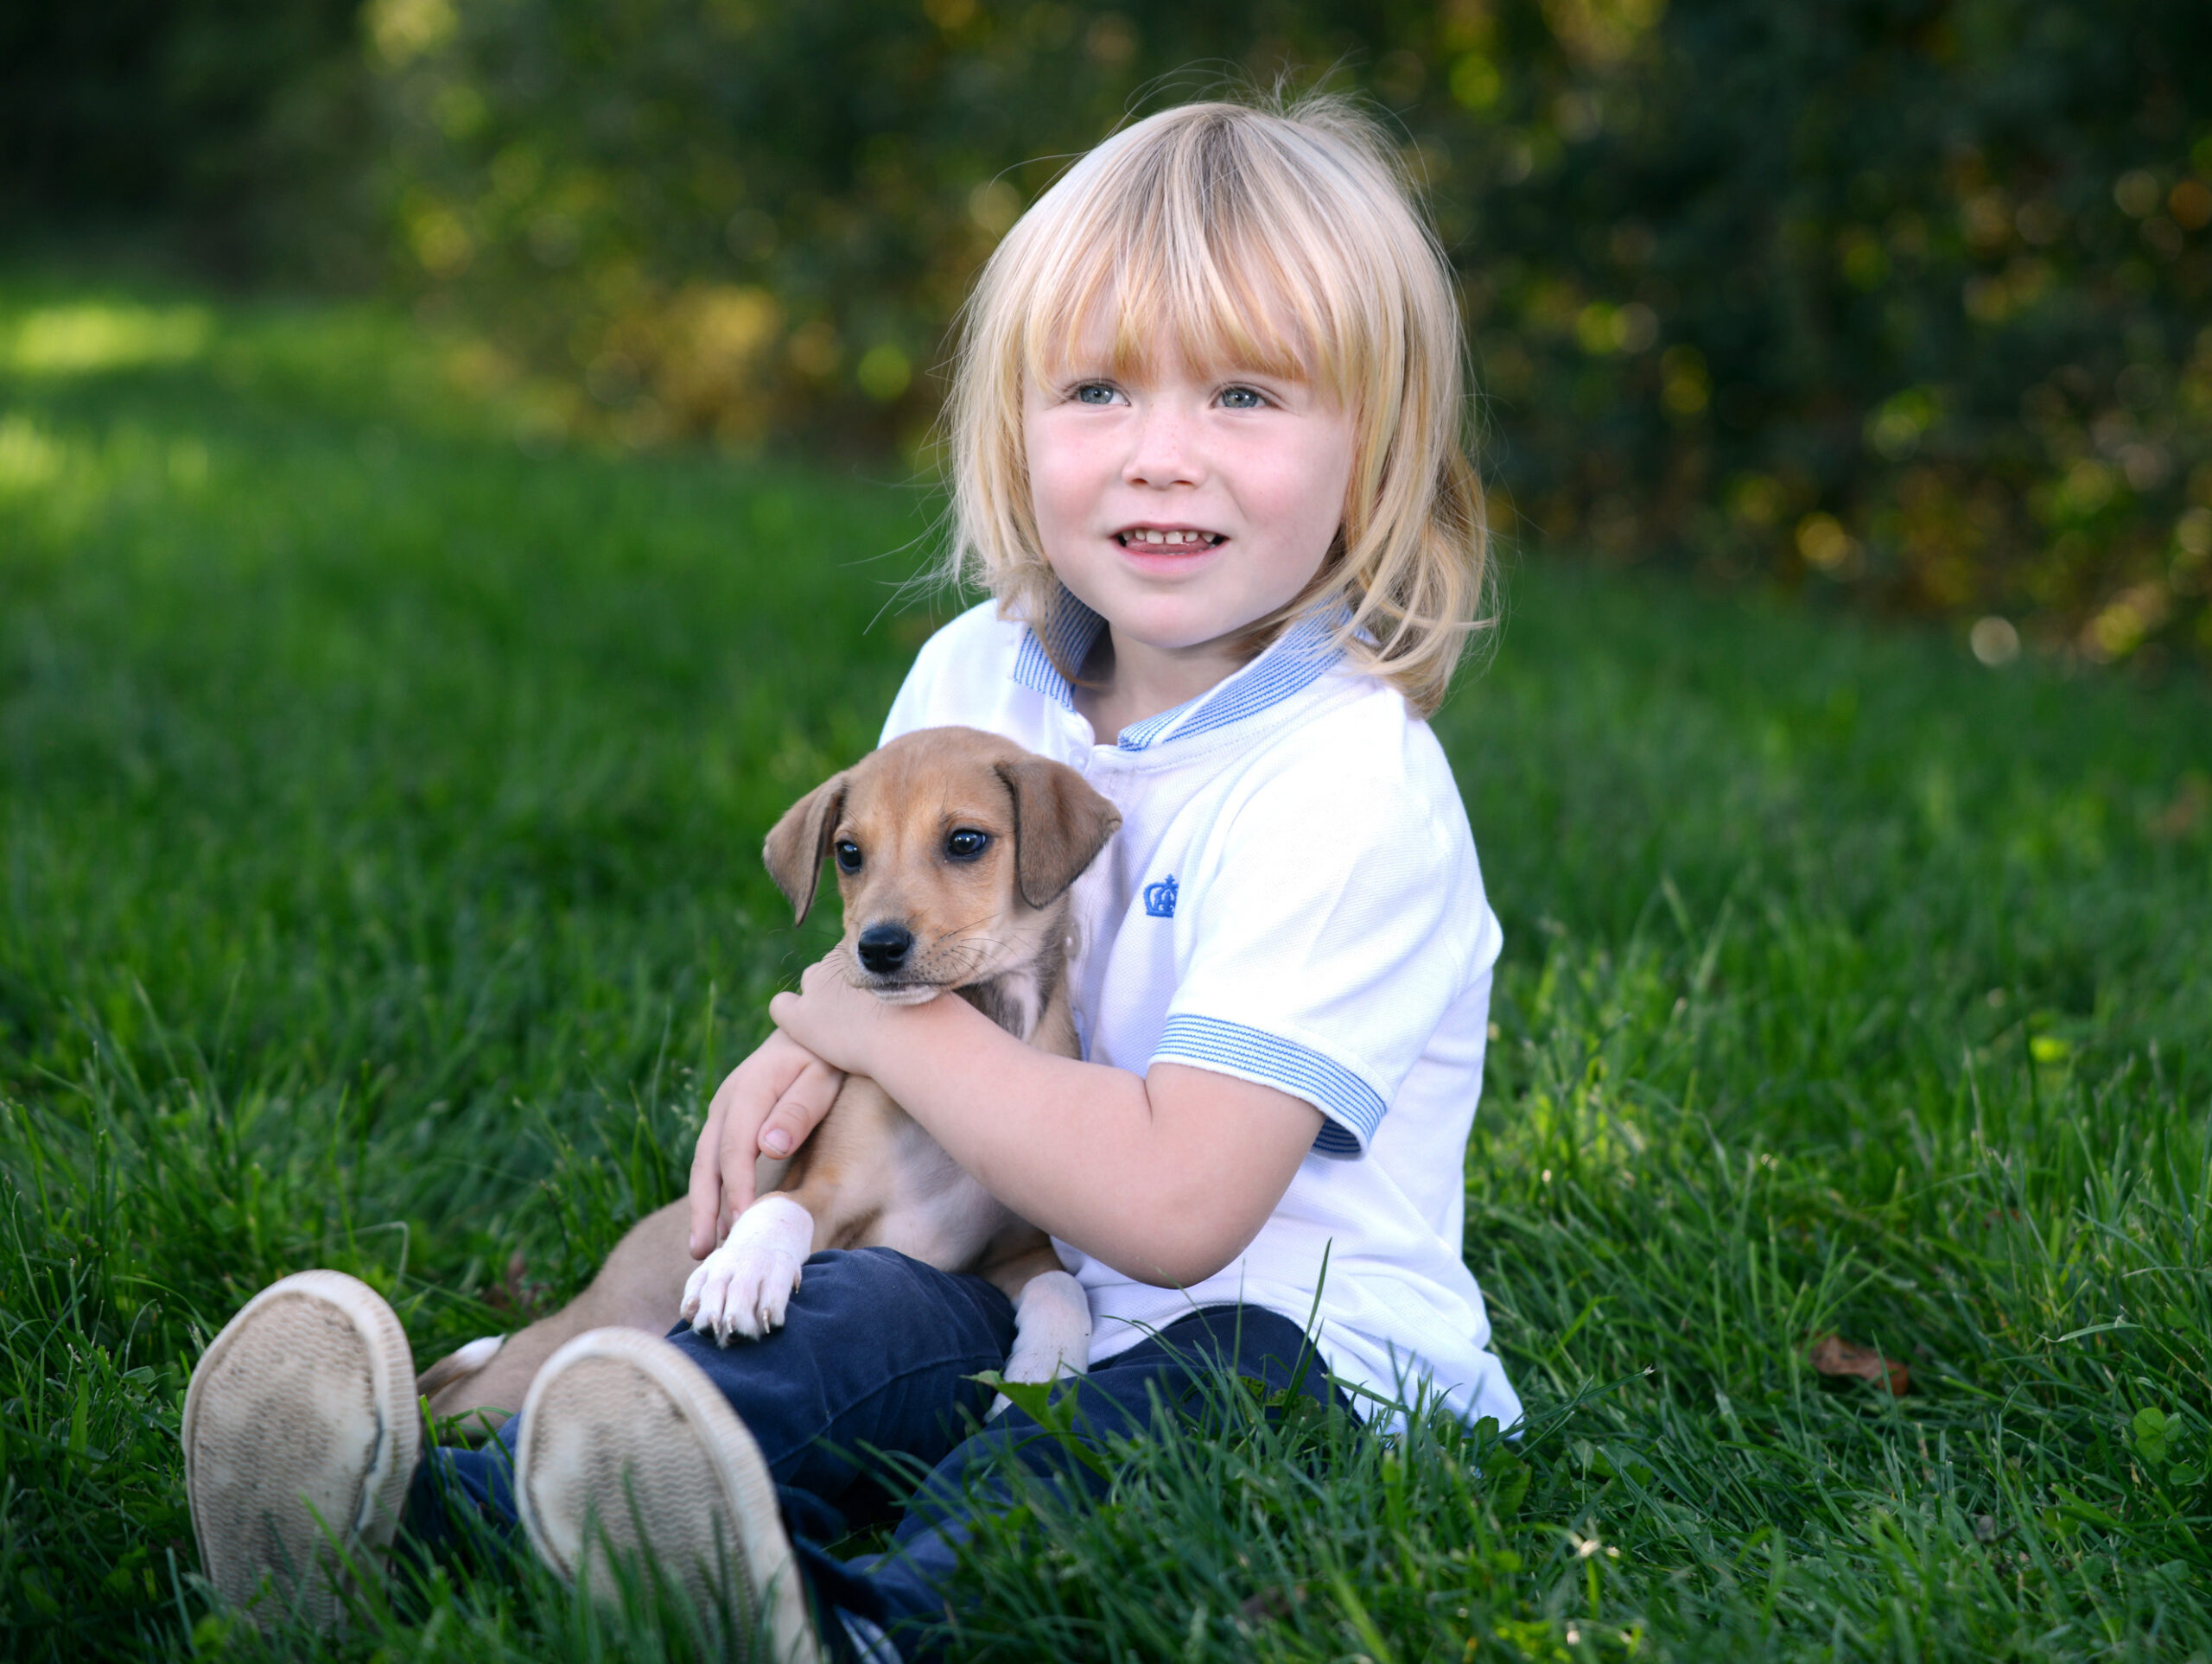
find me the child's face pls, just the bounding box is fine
[1023,333,1355,662]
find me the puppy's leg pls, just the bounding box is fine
[421,1200,696,1427]
[681,1194,819,1343]
[980,1235,1091,1409]
[1004,1271,1091,1387]
[418,1335,506,1403]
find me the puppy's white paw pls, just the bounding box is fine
[678,1195,814,1344]
[991,1269,1091,1415]
[1001,1333,1084,1387]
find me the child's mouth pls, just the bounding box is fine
[1115,528,1226,549]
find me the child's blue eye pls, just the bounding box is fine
[1219,386,1264,410]
[1074,384,1118,405]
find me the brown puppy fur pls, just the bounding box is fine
[416,727,1119,1427]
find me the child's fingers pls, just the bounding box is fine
[720,1060,841,1242]
[689,1032,840,1258]
[689,1041,797,1255]
[713,1102,765,1240]
[688,1091,734,1259]
[760,1058,842,1159]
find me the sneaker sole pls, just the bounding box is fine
[516,1328,823,1664]
[180,1270,420,1629]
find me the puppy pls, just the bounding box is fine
[416,727,1120,1426]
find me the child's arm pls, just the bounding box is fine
[682,957,1323,1281]
[764,957,1324,1287]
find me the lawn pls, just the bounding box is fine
[1,272,2207,1661]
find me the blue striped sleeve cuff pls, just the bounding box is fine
[1151,1014,1387,1159]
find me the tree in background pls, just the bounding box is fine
[9,0,2209,664]
[0,0,372,277]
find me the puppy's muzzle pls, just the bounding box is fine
[855,924,913,976]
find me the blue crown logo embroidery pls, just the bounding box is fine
[1142,875,1179,918]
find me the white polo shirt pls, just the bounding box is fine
[880,595,1522,1429]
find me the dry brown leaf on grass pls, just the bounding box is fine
[1808,1333,1910,1395]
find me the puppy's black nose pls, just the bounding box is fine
[855,924,914,975]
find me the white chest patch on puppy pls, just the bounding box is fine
[680,1194,817,1343]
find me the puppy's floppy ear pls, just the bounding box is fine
[762,772,850,924]
[995,758,1122,909]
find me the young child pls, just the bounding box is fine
[181,94,1520,1661]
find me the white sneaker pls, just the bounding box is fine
[516,1328,824,1663]
[181,1270,421,1629]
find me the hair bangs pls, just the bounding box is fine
[1018,117,1370,403]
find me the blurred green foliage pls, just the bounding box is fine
[0,0,372,276]
[8,0,2211,662]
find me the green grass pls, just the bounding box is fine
[1,271,2207,1661]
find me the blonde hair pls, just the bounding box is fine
[943,92,1491,716]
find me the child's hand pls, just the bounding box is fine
[686,1027,844,1259]
[765,954,912,1075]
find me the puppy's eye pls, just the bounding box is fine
[945,829,989,861]
[833,840,863,873]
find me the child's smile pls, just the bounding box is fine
[1111,524,1227,551]
[1023,340,1355,732]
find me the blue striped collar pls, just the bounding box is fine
[1011,589,1348,753]
[1009,592,1106,712]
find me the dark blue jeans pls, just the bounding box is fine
[404,1246,1348,1661]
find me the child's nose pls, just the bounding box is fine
[1122,403,1203,488]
